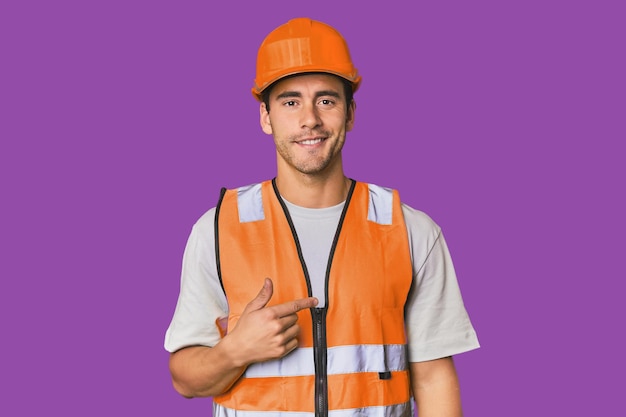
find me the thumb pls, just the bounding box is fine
[244,278,273,312]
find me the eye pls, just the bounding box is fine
[284,100,297,107]
[319,99,334,106]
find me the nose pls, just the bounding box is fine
[300,102,321,129]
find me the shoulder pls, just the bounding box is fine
[401,204,441,238]
[191,181,268,233]
[361,181,442,243]
[191,206,217,235]
[400,203,444,267]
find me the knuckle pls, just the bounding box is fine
[269,321,282,333]
[278,343,294,357]
[259,309,276,321]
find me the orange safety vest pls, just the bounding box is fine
[214,179,414,417]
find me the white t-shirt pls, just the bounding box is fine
[164,199,479,362]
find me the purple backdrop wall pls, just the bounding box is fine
[1,0,624,415]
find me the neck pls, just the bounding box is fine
[274,169,351,208]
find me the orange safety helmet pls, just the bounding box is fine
[252,18,361,101]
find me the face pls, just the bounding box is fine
[260,73,355,178]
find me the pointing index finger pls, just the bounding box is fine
[271,297,319,317]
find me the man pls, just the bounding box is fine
[165,17,479,417]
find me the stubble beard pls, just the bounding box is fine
[276,130,344,176]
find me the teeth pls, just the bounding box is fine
[300,138,323,145]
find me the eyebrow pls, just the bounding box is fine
[275,90,342,100]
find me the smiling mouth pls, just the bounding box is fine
[297,138,325,145]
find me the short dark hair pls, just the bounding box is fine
[261,73,354,114]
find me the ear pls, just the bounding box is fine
[260,102,273,135]
[346,99,356,132]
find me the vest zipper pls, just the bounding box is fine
[313,307,328,417]
[271,178,356,417]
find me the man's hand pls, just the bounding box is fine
[169,278,317,398]
[227,278,318,366]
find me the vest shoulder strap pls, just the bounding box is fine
[229,181,396,225]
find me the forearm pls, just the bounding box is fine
[169,337,246,398]
[411,357,463,417]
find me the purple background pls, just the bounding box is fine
[1,0,624,415]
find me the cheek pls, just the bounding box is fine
[267,116,294,137]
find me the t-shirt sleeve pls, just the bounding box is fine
[402,205,480,362]
[164,208,228,353]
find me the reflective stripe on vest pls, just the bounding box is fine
[214,401,413,417]
[214,180,413,416]
[236,183,264,223]
[244,344,407,378]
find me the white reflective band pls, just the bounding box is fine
[214,401,413,417]
[237,183,264,223]
[328,344,407,375]
[244,346,314,377]
[244,344,407,378]
[367,184,394,225]
[331,402,413,417]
